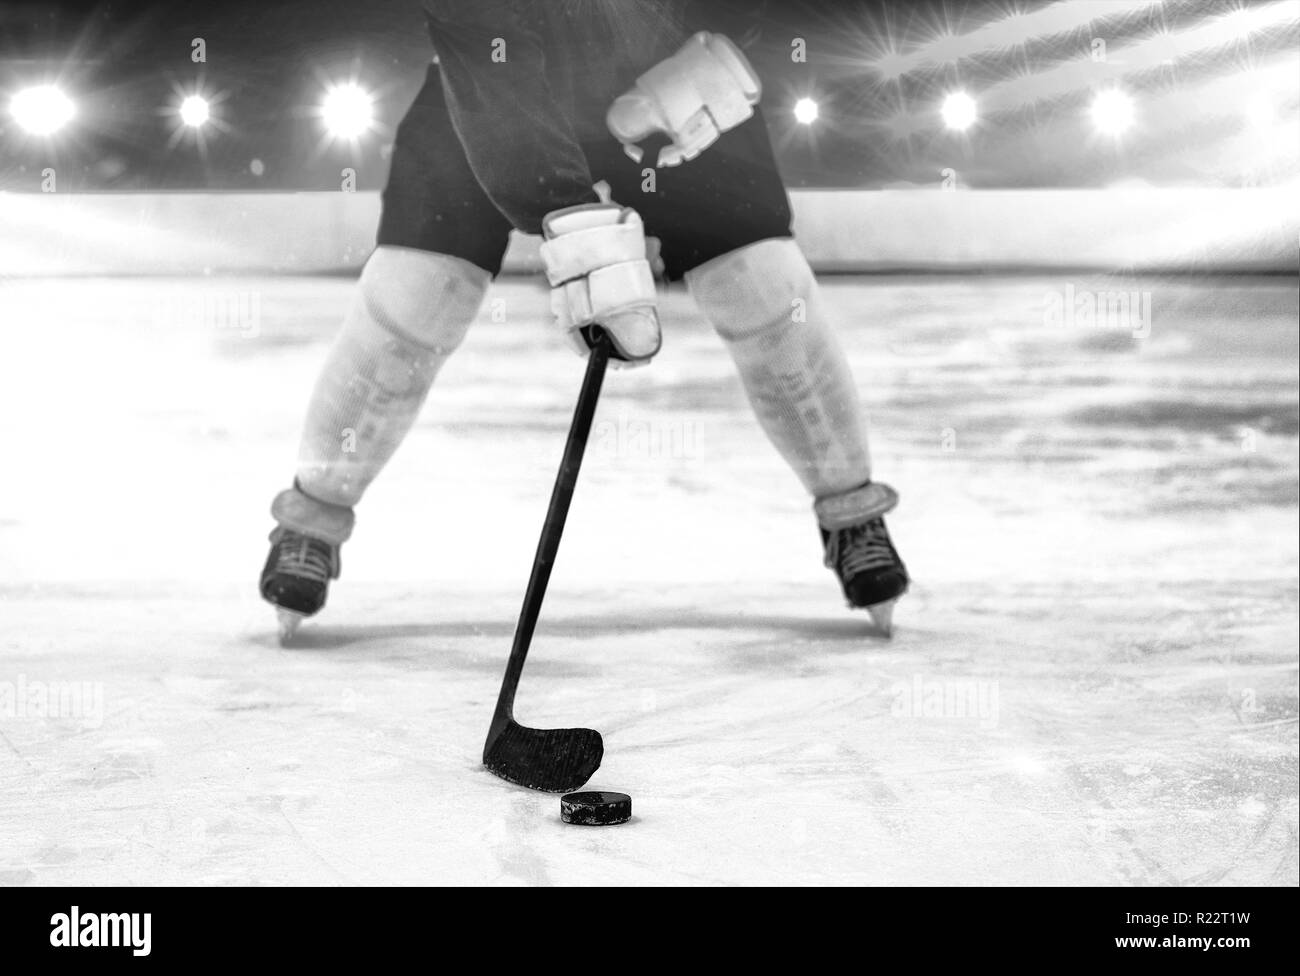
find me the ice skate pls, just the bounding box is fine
[821,517,909,634]
[815,482,909,636]
[259,526,341,645]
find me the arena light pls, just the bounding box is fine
[10,84,76,136]
[321,82,374,140]
[1090,89,1135,135]
[941,91,978,131]
[1243,92,1276,130]
[794,97,820,125]
[179,94,210,128]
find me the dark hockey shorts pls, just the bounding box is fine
[376,64,794,281]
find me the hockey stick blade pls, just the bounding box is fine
[483,721,603,793]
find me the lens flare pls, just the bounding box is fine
[321,82,374,140]
[1090,89,1135,135]
[11,85,76,136]
[942,91,978,131]
[179,94,210,128]
[794,97,820,125]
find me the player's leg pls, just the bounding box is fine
[287,247,488,514]
[690,237,908,625]
[599,111,908,624]
[688,236,872,496]
[261,64,511,629]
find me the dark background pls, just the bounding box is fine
[1,0,1295,191]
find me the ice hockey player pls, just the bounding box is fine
[260,0,908,640]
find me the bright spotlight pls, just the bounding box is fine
[1090,89,1134,136]
[793,97,819,125]
[321,82,374,140]
[10,85,76,136]
[179,94,210,128]
[1244,93,1275,130]
[941,91,978,131]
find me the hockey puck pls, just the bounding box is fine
[560,791,632,826]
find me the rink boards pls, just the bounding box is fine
[2,187,1296,277]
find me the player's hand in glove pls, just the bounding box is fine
[539,202,661,367]
[606,31,761,167]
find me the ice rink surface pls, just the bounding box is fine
[1,272,1296,885]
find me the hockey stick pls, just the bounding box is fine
[483,329,612,792]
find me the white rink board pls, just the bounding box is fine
[2,187,1296,276]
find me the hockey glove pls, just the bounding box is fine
[606,31,761,167]
[539,203,661,366]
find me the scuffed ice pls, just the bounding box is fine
[0,274,1294,885]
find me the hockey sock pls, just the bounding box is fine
[686,238,872,498]
[292,246,489,522]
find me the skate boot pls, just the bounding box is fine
[261,485,354,644]
[816,482,909,635]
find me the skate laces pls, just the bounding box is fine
[271,529,338,582]
[826,518,896,578]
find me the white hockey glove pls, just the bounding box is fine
[606,31,761,168]
[539,203,661,367]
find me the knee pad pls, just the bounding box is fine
[295,247,489,508]
[357,246,490,354]
[685,237,815,343]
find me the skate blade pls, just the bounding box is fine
[866,600,896,637]
[276,609,305,646]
